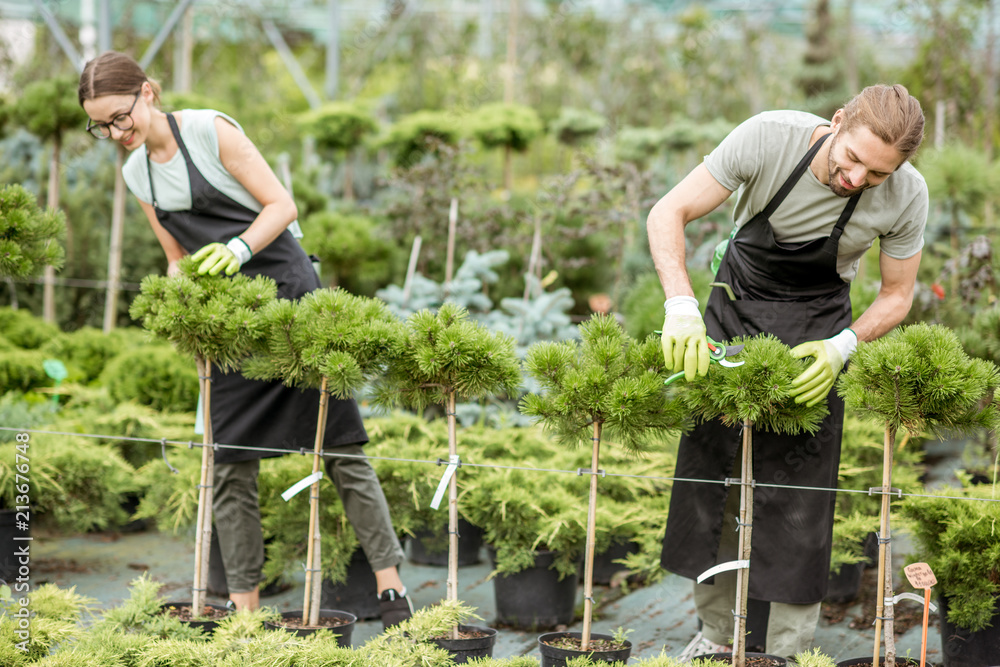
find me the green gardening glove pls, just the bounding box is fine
[191,238,252,276]
[789,329,858,407]
[661,296,710,382]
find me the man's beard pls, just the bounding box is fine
[827,135,874,198]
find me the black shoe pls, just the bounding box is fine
[378,588,414,630]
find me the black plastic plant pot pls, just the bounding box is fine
[824,560,866,604]
[430,624,498,664]
[698,652,788,666]
[537,631,632,667]
[938,594,1000,667]
[263,609,356,646]
[834,658,922,666]
[489,548,579,630]
[160,601,231,634]
[409,519,484,567]
[590,539,639,586]
[320,547,381,620]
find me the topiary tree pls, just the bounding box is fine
[677,333,828,666]
[467,103,543,192]
[128,257,277,615]
[299,209,396,293]
[520,314,686,651]
[379,110,461,167]
[550,107,605,171]
[241,287,401,625]
[0,183,65,279]
[13,76,86,323]
[299,102,378,202]
[373,302,521,639]
[838,322,1000,664]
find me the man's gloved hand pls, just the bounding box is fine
[191,237,252,276]
[661,296,710,382]
[789,328,858,407]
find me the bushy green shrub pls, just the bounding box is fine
[0,391,58,442]
[0,307,61,349]
[42,326,121,383]
[100,345,198,413]
[0,349,50,393]
[300,210,398,295]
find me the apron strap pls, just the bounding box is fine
[830,192,863,243]
[759,132,830,220]
[145,113,188,209]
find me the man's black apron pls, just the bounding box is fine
[661,132,861,604]
[146,113,367,464]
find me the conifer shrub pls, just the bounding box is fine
[0,306,62,349]
[0,183,65,279]
[100,345,198,413]
[42,326,122,383]
[0,349,50,393]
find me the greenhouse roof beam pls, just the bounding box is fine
[138,0,196,70]
[261,18,322,110]
[30,0,83,72]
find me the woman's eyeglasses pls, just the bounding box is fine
[86,91,141,139]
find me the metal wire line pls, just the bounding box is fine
[2,425,998,504]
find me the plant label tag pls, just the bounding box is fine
[904,562,937,589]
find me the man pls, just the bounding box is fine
[649,84,927,659]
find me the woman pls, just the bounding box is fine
[78,51,412,626]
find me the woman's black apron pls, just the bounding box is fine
[146,113,367,464]
[660,132,861,604]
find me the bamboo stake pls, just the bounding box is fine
[444,198,458,300]
[580,420,603,651]
[303,376,331,626]
[884,529,897,666]
[401,235,422,307]
[446,390,460,640]
[191,357,214,615]
[872,423,896,665]
[732,419,753,667]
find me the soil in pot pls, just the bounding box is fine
[320,547,381,620]
[488,547,579,630]
[697,652,787,666]
[264,609,356,646]
[538,631,632,667]
[160,601,231,634]
[834,658,922,666]
[938,594,1000,667]
[430,624,497,664]
[409,519,484,567]
[590,539,639,586]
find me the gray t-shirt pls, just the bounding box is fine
[122,109,264,213]
[704,110,928,282]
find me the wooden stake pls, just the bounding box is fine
[401,235,422,307]
[444,198,458,298]
[303,376,330,626]
[732,419,753,667]
[580,421,603,651]
[447,390,460,640]
[872,423,896,665]
[884,532,897,666]
[191,357,214,615]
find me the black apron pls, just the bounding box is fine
[660,132,861,604]
[147,113,367,464]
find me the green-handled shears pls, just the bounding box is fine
[663,336,745,386]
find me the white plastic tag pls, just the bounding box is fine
[282,471,323,502]
[893,592,937,612]
[697,559,750,583]
[430,455,460,510]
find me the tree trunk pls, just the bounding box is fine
[580,420,603,650]
[872,422,896,663]
[303,376,330,626]
[446,390,460,640]
[191,357,215,615]
[732,419,754,667]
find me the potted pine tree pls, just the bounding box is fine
[520,313,685,665]
[129,257,277,625]
[678,333,829,667]
[839,322,1000,667]
[373,302,521,660]
[242,287,401,632]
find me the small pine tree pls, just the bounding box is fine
[838,322,1000,663]
[467,102,543,191]
[299,102,378,201]
[373,302,521,638]
[520,314,686,650]
[0,183,65,278]
[128,257,277,615]
[242,287,402,624]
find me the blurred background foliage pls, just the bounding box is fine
[1,0,999,340]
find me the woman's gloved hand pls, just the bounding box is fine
[789,328,858,406]
[191,237,252,276]
[661,296,710,382]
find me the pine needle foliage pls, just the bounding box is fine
[129,257,277,371]
[0,183,65,278]
[678,333,828,434]
[838,323,1000,437]
[242,287,401,398]
[29,583,96,623]
[372,302,522,412]
[520,313,687,452]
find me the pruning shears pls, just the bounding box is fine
[663,336,745,386]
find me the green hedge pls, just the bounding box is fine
[100,345,198,413]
